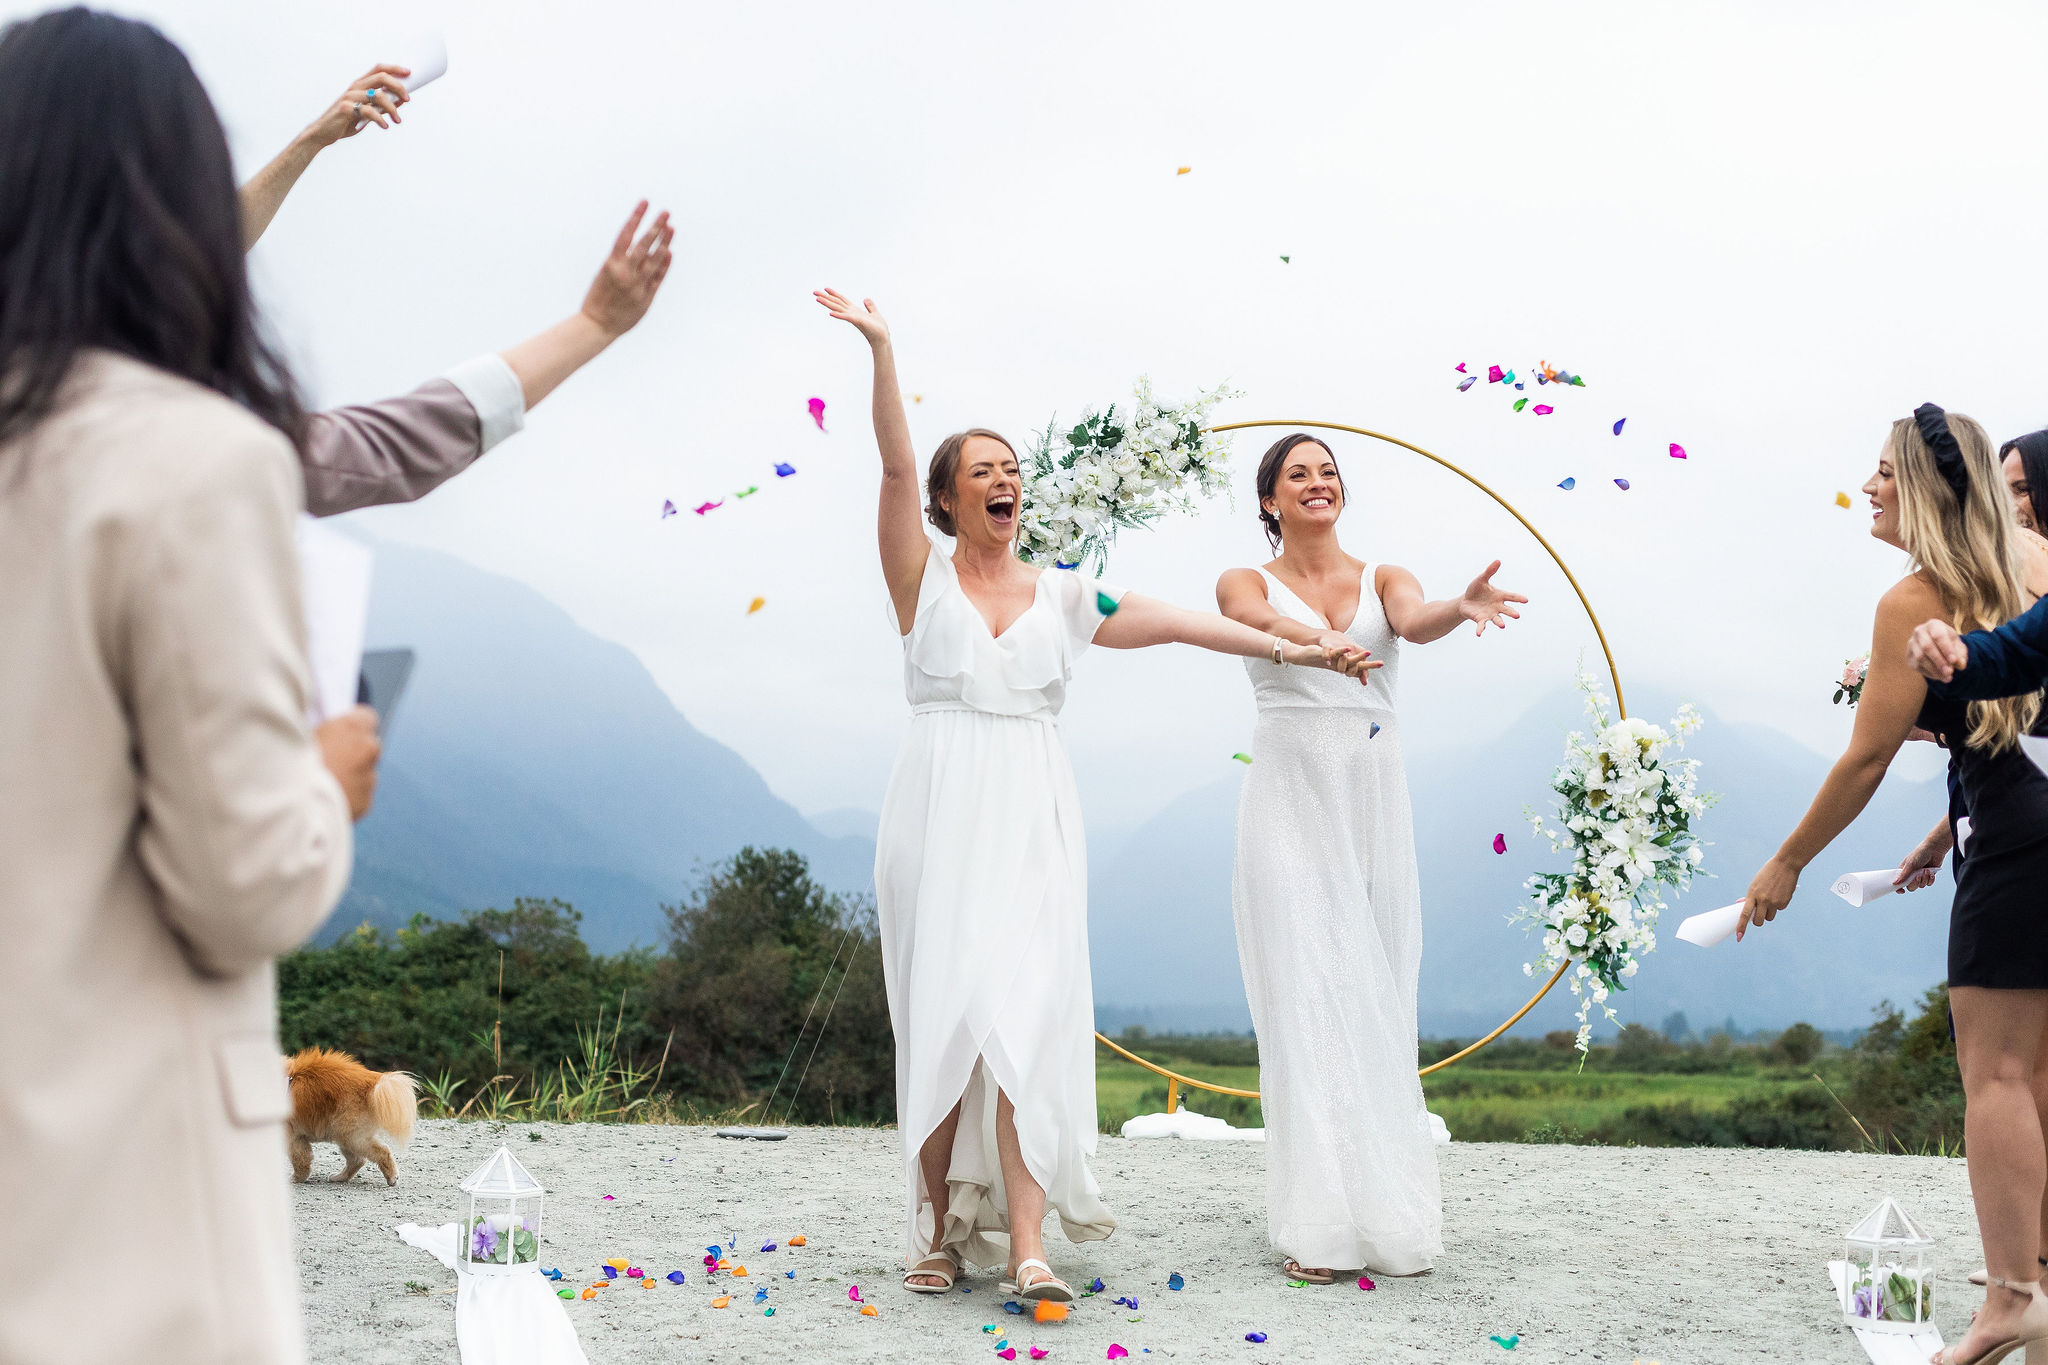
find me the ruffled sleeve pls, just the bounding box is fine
[1050,569,1125,658]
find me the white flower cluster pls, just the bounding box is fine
[1016,376,1239,573]
[1517,671,1708,1053]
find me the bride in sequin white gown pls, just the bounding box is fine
[1217,433,1527,1282]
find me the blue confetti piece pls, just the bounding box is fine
[1055,561,1077,570]
[1089,1278,1106,1294]
[541,1267,563,1281]
[1003,1300,1026,1315]
[602,1266,618,1279]
[785,1271,796,1280]
[1167,1272,1185,1291]
[996,1340,1010,1351]
[761,1243,777,1253]
[1513,382,1524,390]
[1370,723,1381,738]
[666,1271,686,1285]
[1456,375,1476,391]
[1614,478,1630,490]
[1557,477,1575,490]
[754,1288,768,1302]
[775,463,797,477]
[1114,1295,1140,1310]
[1612,418,1626,436]
[1247,1333,1268,1344]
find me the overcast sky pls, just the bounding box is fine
[46,0,2048,838]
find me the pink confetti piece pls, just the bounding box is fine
[998,1352,1017,1362]
[601,1195,615,1201]
[1455,362,1467,373]
[1614,478,1631,490]
[693,501,722,516]
[1492,833,1507,855]
[1532,405,1553,415]
[848,1285,863,1303]
[660,499,677,519]
[1612,418,1626,436]
[1358,1275,1376,1291]
[1031,1351,1050,1360]
[1668,443,1686,459]
[1107,1349,1130,1361]
[1487,365,1504,384]
[808,397,827,431]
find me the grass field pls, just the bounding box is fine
[1095,1038,1835,1146]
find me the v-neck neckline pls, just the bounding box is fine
[961,565,1046,642]
[1266,563,1369,635]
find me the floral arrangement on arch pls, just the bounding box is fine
[1014,377,1239,574]
[1516,671,1710,1052]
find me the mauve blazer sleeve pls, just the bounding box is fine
[126,421,354,977]
[1930,596,2048,702]
[299,354,527,516]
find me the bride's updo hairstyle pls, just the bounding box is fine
[1890,403,2039,753]
[925,428,1019,536]
[1255,433,1344,552]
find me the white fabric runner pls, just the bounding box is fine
[395,1223,589,1365]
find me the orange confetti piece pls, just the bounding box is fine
[717,1259,730,1270]
[712,1295,731,1308]
[747,597,765,615]
[912,394,924,404]
[580,1287,597,1300]
[641,1277,655,1288]
[734,1266,748,1277]
[1175,166,1191,175]
[860,1304,879,1317]
[788,1236,807,1247]
[1034,1300,1070,1323]
[1835,491,1852,508]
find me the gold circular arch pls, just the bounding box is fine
[1094,417,1624,1106]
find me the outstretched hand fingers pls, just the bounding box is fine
[610,201,650,263]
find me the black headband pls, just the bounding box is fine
[1913,403,1970,501]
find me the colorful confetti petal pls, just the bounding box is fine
[667,1271,686,1285]
[1369,723,1381,738]
[693,501,721,516]
[761,1243,777,1253]
[542,1268,564,1280]
[1035,1301,1069,1323]
[1004,1301,1027,1315]
[1493,833,1507,854]
[1557,477,1575,490]
[1279,255,1290,264]
[785,1271,795,1280]
[1532,405,1553,415]
[747,597,765,615]
[848,1285,863,1303]
[1358,1275,1376,1291]
[1456,363,1468,373]
[1231,753,1252,765]
[754,1288,768,1302]
[1487,365,1504,384]
[1614,478,1630,490]
[1613,419,1626,436]
[1108,1348,1130,1361]
[764,1307,775,1316]
[860,1305,879,1318]
[1031,1350,1050,1361]
[1246,1334,1268,1344]
[1167,1272,1185,1291]
[1514,383,1524,391]
[775,462,797,477]
[1088,1278,1106,1294]
[1114,1296,1140,1310]
[626,1267,644,1278]
[1176,166,1191,175]
[998,1351,1017,1362]
[660,500,677,519]
[1491,1335,1520,1350]
[1513,398,1528,412]
[602,1266,618,1280]
[1096,591,1119,616]
[985,1326,1000,1334]
[1668,443,1686,460]
[808,397,827,431]
[712,1295,730,1308]
[580,1287,597,1300]
[1836,491,1852,508]
[600,1194,615,1201]
[557,1288,574,1299]
[1457,375,1477,391]
[788,1236,807,1247]
[734,1266,748,1277]
[735,485,759,498]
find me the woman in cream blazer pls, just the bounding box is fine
[0,13,359,1364]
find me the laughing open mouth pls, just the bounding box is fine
[987,494,1017,526]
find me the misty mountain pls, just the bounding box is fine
[327,535,874,950]
[1088,685,1954,1036]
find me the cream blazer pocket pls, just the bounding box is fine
[217,1035,290,1127]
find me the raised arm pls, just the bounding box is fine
[1907,596,2048,700]
[1097,592,1376,679]
[1377,561,1526,644]
[815,289,927,629]
[1737,578,1939,938]
[240,64,412,249]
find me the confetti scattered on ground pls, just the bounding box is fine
[1108,1347,1130,1361]
[735,485,759,499]
[848,1285,862,1303]
[1004,1300,1026,1315]
[808,397,827,431]
[1513,398,1528,412]
[1358,1276,1376,1291]
[859,1305,879,1318]
[1167,1272,1185,1291]
[998,1350,1017,1362]
[1492,1334,1521,1350]
[1035,1301,1069,1323]
[1246,1333,1268,1343]
[1492,833,1507,855]
[1031,1350,1049,1360]
[788,1236,807,1247]
[1279,256,1290,264]
[666,1271,685,1284]
[711,1295,730,1308]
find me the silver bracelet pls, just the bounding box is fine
[1271,635,1286,666]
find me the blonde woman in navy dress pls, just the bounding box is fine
[816,291,1373,1302]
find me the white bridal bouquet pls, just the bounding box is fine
[1517,672,1710,1052]
[1015,377,1239,574]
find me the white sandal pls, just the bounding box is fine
[902,1250,958,1295]
[1001,1257,1074,1303]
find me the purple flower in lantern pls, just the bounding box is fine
[470,1220,499,1261]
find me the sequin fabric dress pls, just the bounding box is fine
[1230,564,1443,1273]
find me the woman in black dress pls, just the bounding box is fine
[1738,405,2048,1365]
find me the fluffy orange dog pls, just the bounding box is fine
[286,1048,417,1185]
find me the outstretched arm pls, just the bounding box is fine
[1097,593,1376,679]
[815,290,926,629]
[1906,596,2048,700]
[240,64,412,249]
[1216,568,1362,658]
[1737,580,1936,938]
[1378,561,1526,644]
[500,201,673,409]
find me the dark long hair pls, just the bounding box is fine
[2001,429,2048,529]
[1254,433,1342,552]
[0,8,303,452]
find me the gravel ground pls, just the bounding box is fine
[297,1121,1975,1364]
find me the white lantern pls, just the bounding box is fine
[458,1146,545,1276]
[1841,1196,1935,1332]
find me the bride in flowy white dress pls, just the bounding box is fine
[1218,433,1526,1282]
[815,293,1375,1301]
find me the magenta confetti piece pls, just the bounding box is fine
[1487,365,1504,383]
[1456,362,1467,373]
[1668,443,1686,459]
[774,462,797,477]
[1613,418,1626,436]
[601,1194,615,1201]
[1108,1349,1130,1362]
[1614,478,1631,490]
[808,397,827,431]
[998,1351,1017,1362]
[693,500,722,515]
[626,1267,643,1278]
[1457,375,1477,391]
[848,1285,863,1303]
[1358,1275,1376,1291]
[1492,833,1507,855]
[1532,405,1553,415]
[1031,1350,1049,1360]
[661,499,677,518]
[1557,477,1575,490]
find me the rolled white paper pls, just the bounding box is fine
[1675,902,1746,947]
[1831,869,1899,907]
[390,33,447,95]
[1955,816,1973,857]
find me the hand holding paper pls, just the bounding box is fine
[1675,902,1746,948]
[1832,870,1902,907]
